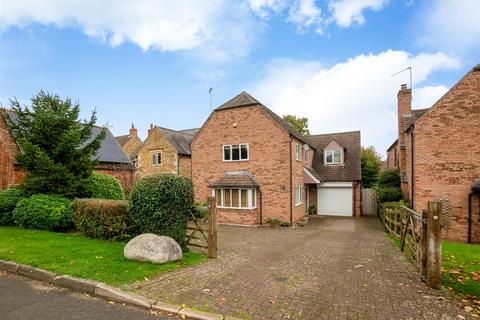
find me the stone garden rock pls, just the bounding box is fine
[124,234,182,264]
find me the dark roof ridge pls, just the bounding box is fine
[307,130,360,137]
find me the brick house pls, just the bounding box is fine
[386,64,480,243]
[192,92,361,226]
[0,109,136,192]
[115,124,143,167]
[133,125,198,179]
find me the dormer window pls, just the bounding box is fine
[325,149,343,165]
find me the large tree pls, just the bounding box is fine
[282,114,310,135]
[5,91,105,198]
[361,146,382,188]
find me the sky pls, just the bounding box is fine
[0,0,479,158]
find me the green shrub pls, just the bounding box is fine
[129,174,193,249]
[85,172,125,200]
[378,168,401,188]
[13,194,73,231]
[308,205,316,215]
[0,188,26,225]
[266,218,289,227]
[378,186,403,203]
[72,198,131,241]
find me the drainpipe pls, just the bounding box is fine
[411,126,415,208]
[259,188,263,225]
[289,135,293,226]
[468,192,473,243]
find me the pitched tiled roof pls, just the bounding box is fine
[2,109,131,164]
[215,92,311,145]
[179,128,200,136]
[387,139,398,152]
[157,126,197,155]
[306,131,361,182]
[402,108,430,131]
[115,134,133,147]
[209,170,260,189]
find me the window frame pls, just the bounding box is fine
[294,186,302,206]
[151,150,162,166]
[324,149,343,165]
[212,188,256,209]
[295,144,301,161]
[222,143,249,162]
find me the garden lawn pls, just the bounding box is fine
[0,227,206,287]
[442,241,480,298]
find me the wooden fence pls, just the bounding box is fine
[378,200,442,288]
[186,197,218,259]
[361,188,378,216]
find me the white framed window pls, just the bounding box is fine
[212,188,256,209]
[295,144,301,161]
[152,151,162,166]
[324,149,343,164]
[223,144,249,161]
[295,186,302,206]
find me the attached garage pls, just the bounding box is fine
[317,182,353,216]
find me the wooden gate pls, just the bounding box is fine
[186,197,218,259]
[379,201,442,288]
[361,188,378,216]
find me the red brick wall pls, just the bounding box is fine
[192,105,294,225]
[291,137,307,223]
[0,110,23,190]
[353,182,361,217]
[413,68,480,243]
[386,145,397,169]
[95,164,136,193]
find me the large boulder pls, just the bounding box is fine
[124,234,183,264]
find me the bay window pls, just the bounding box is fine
[213,188,256,209]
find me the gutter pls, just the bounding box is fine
[289,135,293,226]
[468,192,473,243]
[259,188,263,225]
[411,126,415,208]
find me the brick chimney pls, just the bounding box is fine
[147,123,155,136]
[397,83,411,146]
[129,123,137,137]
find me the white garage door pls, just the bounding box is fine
[317,182,353,216]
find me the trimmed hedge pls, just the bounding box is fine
[129,174,193,249]
[86,172,125,200]
[13,194,73,231]
[0,188,26,226]
[72,198,131,241]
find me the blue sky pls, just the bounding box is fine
[0,0,479,156]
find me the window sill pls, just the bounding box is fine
[222,159,249,163]
[295,202,303,207]
[152,164,162,167]
[217,206,256,210]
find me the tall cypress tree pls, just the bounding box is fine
[4,91,105,198]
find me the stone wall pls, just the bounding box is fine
[137,127,178,177]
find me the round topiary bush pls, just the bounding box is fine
[129,174,193,249]
[85,172,125,200]
[0,188,26,226]
[13,194,74,231]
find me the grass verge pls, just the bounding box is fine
[0,227,207,287]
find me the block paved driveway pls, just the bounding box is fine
[134,217,469,320]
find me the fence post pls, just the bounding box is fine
[426,201,442,289]
[207,197,218,259]
[420,209,428,281]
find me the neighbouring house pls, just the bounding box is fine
[115,124,143,167]
[386,139,398,170]
[386,64,480,243]
[306,131,362,218]
[191,91,361,226]
[134,124,198,179]
[0,109,136,192]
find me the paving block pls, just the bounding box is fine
[178,307,224,320]
[0,260,19,273]
[151,301,183,314]
[95,283,154,309]
[17,265,57,283]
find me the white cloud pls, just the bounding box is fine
[0,0,261,64]
[288,0,323,33]
[413,85,448,109]
[250,50,460,155]
[419,0,480,53]
[248,0,288,18]
[328,0,388,27]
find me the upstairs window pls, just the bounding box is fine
[295,144,301,161]
[325,149,343,165]
[223,144,248,161]
[152,151,162,166]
